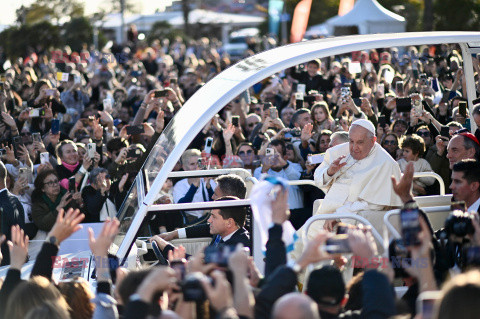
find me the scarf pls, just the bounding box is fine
[62,161,80,172]
[42,188,67,212]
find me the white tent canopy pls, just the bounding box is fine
[311,0,406,36]
[96,10,265,43]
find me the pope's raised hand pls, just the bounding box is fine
[327,155,347,176]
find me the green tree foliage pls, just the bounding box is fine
[17,0,84,25]
[62,17,94,52]
[147,21,188,44]
[0,22,61,59]
[434,0,480,31]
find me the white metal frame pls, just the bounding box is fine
[116,32,480,263]
[383,205,452,238]
[303,213,384,245]
[413,172,445,195]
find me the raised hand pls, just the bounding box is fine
[301,123,313,143]
[47,208,85,245]
[391,161,414,203]
[223,123,235,142]
[271,188,290,225]
[8,225,29,270]
[327,155,347,176]
[88,218,120,257]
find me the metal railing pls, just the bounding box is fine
[413,172,445,195]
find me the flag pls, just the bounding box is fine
[249,176,298,255]
[338,0,355,16]
[268,0,284,37]
[290,0,312,43]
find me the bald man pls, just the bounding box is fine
[272,293,320,319]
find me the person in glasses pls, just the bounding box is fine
[415,126,433,151]
[380,133,400,160]
[235,142,257,172]
[81,168,128,223]
[31,169,82,232]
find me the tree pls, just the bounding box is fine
[148,21,187,44]
[434,0,480,31]
[63,17,93,52]
[16,0,84,25]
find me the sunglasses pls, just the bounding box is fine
[248,122,259,127]
[383,140,397,145]
[416,131,430,137]
[238,150,253,155]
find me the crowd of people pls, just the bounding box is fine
[0,33,479,318]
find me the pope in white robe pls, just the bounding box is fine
[291,119,403,259]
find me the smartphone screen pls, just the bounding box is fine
[440,126,450,138]
[154,90,167,98]
[51,119,60,135]
[459,101,467,118]
[231,116,240,127]
[378,115,386,127]
[325,235,351,254]
[395,81,404,95]
[126,125,145,135]
[204,137,213,154]
[68,177,76,193]
[396,97,412,112]
[400,203,421,246]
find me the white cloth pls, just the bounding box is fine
[350,119,376,136]
[290,142,403,260]
[249,179,297,254]
[253,161,304,210]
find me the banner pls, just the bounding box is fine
[290,0,312,43]
[338,0,355,16]
[268,0,284,36]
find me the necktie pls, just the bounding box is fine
[213,235,221,247]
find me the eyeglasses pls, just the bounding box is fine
[44,180,59,187]
[383,140,397,145]
[286,144,294,150]
[238,150,253,156]
[416,131,430,137]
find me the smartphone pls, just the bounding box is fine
[307,153,325,165]
[377,83,385,97]
[40,152,50,165]
[197,157,205,170]
[51,119,60,135]
[231,115,240,127]
[12,136,24,151]
[29,108,40,117]
[442,89,451,103]
[266,148,274,157]
[396,97,412,113]
[400,202,421,247]
[416,291,442,319]
[170,259,187,282]
[126,148,141,159]
[466,246,480,267]
[413,98,423,113]
[45,89,56,97]
[395,81,404,94]
[340,86,350,99]
[68,177,76,193]
[440,126,450,139]
[126,125,145,135]
[325,235,352,254]
[269,107,278,119]
[204,137,213,154]
[458,101,467,118]
[378,115,387,127]
[87,143,96,159]
[204,245,236,267]
[297,83,306,95]
[154,90,167,98]
[263,102,273,110]
[18,167,29,181]
[32,132,42,143]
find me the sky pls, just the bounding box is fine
[0,0,173,26]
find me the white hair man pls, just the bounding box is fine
[291,119,403,258]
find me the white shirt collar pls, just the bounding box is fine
[221,228,239,242]
[468,196,480,213]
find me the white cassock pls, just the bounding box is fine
[290,142,403,259]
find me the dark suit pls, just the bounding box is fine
[161,227,250,260]
[0,189,37,266]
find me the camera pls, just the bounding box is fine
[444,210,475,238]
[181,272,212,302]
[204,245,237,267]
